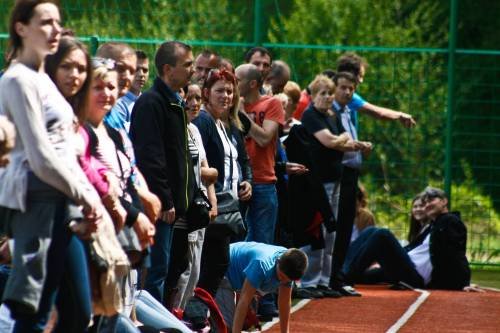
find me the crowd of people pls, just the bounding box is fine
[0,1,475,333]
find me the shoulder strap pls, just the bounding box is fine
[105,123,126,154]
[84,123,99,157]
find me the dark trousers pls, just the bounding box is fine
[6,175,91,333]
[330,166,358,287]
[164,227,189,307]
[342,227,424,288]
[144,222,174,304]
[197,224,231,297]
[14,225,91,333]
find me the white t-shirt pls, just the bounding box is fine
[188,123,207,191]
[215,120,239,196]
[408,233,433,285]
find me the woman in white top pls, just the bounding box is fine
[192,69,242,296]
[0,1,102,331]
[172,83,218,310]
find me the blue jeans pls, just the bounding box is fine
[13,233,91,333]
[341,227,424,288]
[245,184,278,244]
[144,222,174,303]
[135,290,192,333]
[0,265,10,299]
[91,314,140,333]
[53,237,92,333]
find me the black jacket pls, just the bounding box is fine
[405,211,470,290]
[284,124,335,249]
[230,123,253,185]
[428,211,471,290]
[130,77,194,215]
[193,109,252,193]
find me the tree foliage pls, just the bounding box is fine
[0,0,497,262]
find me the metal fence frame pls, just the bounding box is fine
[0,0,498,265]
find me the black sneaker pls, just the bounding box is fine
[331,283,362,297]
[257,303,279,322]
[293,287,324,299]
[316,285,342,298]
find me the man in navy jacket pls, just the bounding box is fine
[130,41,195,303]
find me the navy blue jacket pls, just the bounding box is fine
[405,211,470,290]
[193,110,252,193]
[130,77,194,214]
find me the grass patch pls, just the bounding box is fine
[471,267,500,289]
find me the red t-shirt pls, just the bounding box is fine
[293,89,311,120]
[244,95,285,184]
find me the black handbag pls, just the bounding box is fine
[214,190,246,237]
[186,187,212,232]
[211,122,246,237]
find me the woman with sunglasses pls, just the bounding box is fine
[86,57,155,252]
[0,1,102,331]
[44,36,139,330]
[192,69,245,297]
[86,58,176,332]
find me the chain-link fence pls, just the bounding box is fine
[0,0,498,264]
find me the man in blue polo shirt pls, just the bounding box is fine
[337,52,416,129]
[330,72,372,297]
[216,242,307,333]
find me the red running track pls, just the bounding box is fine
[265,285,500,333]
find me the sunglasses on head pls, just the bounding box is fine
[206,68,235,84]
[91,57,116,70]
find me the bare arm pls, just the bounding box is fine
[201,166,218,185]
[278,284,292,333]
[207,182,217,220]
[202,159,218,219]
[247,118,280,147]
[359,102,416,128]
[233,279,257,333]
[313,130,359,152]
[133,170,162,223]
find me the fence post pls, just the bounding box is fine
[90,36,99,56]
[444,0,458,202]
[253,0,263,45]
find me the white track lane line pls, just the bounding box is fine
[260,299,311,331]
[386,288,430,333]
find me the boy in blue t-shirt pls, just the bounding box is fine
[338,53,416,129]
[216,242,307,333]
